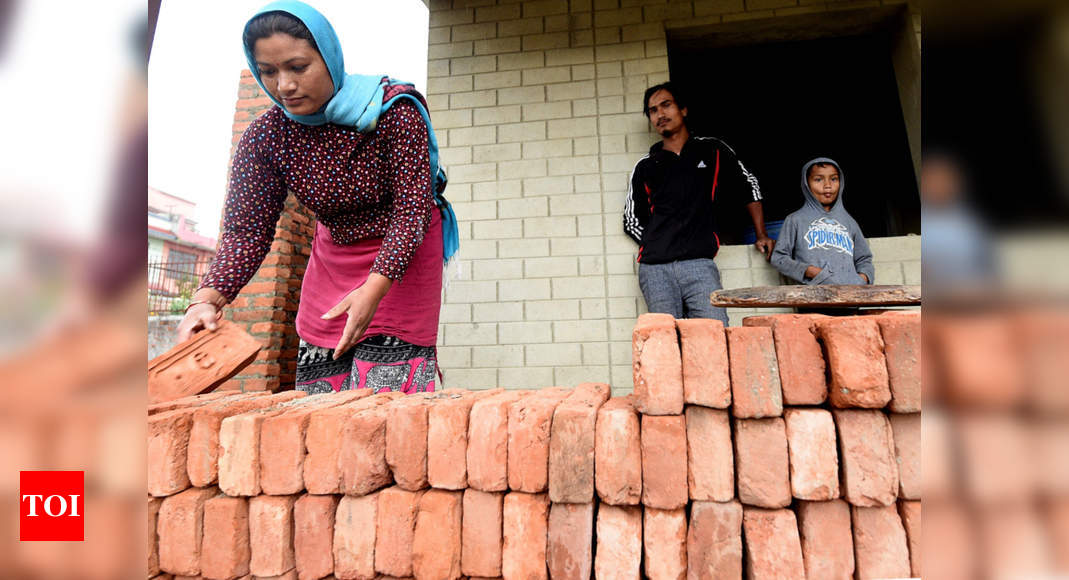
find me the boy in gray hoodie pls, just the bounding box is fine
[771,158,875,285]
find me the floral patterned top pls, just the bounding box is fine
[200,97,432,302]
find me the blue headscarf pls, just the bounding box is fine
[243,0,459,265]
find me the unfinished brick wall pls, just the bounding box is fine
[148,309,922,579]
[217,70,315,393]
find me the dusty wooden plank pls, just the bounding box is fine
[148,321,263,404]
[710,285,921,308]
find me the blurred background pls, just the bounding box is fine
[0,0,1065,577]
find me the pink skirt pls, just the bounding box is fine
[295,210,443,349]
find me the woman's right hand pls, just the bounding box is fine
[176,303,222,343]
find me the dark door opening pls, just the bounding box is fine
[668,29,920,244]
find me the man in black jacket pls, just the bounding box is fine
[623,82,774,323]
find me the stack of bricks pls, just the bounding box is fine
[148,309,919,579]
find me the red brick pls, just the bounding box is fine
[833,409,898,507]
[467,391,531,492]
[547,502,594,580]
[333,492,379,580]
[148,408,196,497]
[594,505,642,580]
[632,313,684,415]
[877,312,921,412]
[293,494,339,580]
[339,404,394,497]
[507,387,571,493]
[641,414,688,510]
[897,500,921,578]
[502,492,549,580]
[643,507,687,580]
[889,412,920,500]
[461,489,504,578]
[188,391,306,487]
[783,408,839,500]
[428,389,503,490]
[148,391,245,416]
[725,326,783,418]
[594,396,642,506]
[686,500,742,579]
[795,499,854,580]
[733,418,791,508]
[675,318,730,408]
[386,396,433,491]
[149,497,161,577]
[931,313,1027,407]
[412,490,462,580]
[685,406,733,502]
[218,407,287,497]
[818,317,891,409]
[548,382,611,503]
[249,494,298,577]
[375,487,425,577]
[158,486,219,576]
[922,500,976,579]
[742,507,805,579]
[770,317,827,405]
[304,392,402,494]
[200,495,250,580]
[851,505,911,579]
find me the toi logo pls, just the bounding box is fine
[19,471,84,541]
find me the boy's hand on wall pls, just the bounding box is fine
[754,236,775,261]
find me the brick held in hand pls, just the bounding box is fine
[507,387,571,493]
[594,396,642,506]
[834,409,899,507]
[547,502,594,580]
[548,382,610,503]
[157,486,219,576]
[784,408,840,501]
[685,406,734,502]
[733,417,791,509]
[462,489,504,578]
[412,489,463,580]
[851,504,911,580]
[725,326,783,418]
[199,494,251,580]
[643,507,687,580]
[687,500,742,580]
[640,414,689,510]
[594,505,642,580]
[428,389,503,490]
[817,317,891,409]
[333,492,380,580]
[675,318,730,408]
[632,313,684,415]
[796,499,855,580]
[742,507,806,580]
[876,311,921,412]
[148,320,263,404]
[502,492,550,580]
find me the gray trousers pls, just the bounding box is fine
[638,258,729,324]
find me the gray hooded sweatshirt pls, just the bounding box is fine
[771,157,875,285]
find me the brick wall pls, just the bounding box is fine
[219,70,316,393]
[427,0,922,393]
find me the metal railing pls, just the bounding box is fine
[148,258,213,316]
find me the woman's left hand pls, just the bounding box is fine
[321,273,393,360]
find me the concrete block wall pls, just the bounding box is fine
[427,0,922,393]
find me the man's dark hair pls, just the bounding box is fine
[243,11,319,54]
[806,162,839,180]
[643,82,687,118]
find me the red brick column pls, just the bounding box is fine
[220,70,315,392]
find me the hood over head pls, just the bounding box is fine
[801,157,845,214]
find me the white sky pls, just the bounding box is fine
[148,0,429,239]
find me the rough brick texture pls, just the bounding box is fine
[468,390,530,492]
[676,318,730,408]
[734,418,791,508]
[796,499,855,580]
[818,318,891,409]
[834,409,899,507]
[745,315,827,405]
[595,395,642,506]
[594,505,642,580]
[783,408,839,500]
[333,492,378,580]
[462,489,504,578]
[643,507,687,580]
[548,382,611,503]
[157,486,218,576]
[386,395,433,491]
[507,387,570,492]
[685,406,734,502]
[375,487,425,578]
[248,494,298,577]
[339,405,394,497]
[687,500,742,580]
[877,312,921,412]
[641,414,689,510]
[428,389,502,490]
[726,326,783,418]
[304,392,401,494]
[413,489,462,580]
[851,504,911,579]
[742,507,806,580]
[632,313,684,415]
[293,494,339,580]
[502,492,550,580]
[547,502,594,580]
[897,500,921,578]
[200,495,251,580]
[889,412,920,500]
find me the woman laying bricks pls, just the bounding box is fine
[176,1,458,395]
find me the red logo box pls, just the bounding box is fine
[19,471,84,541]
